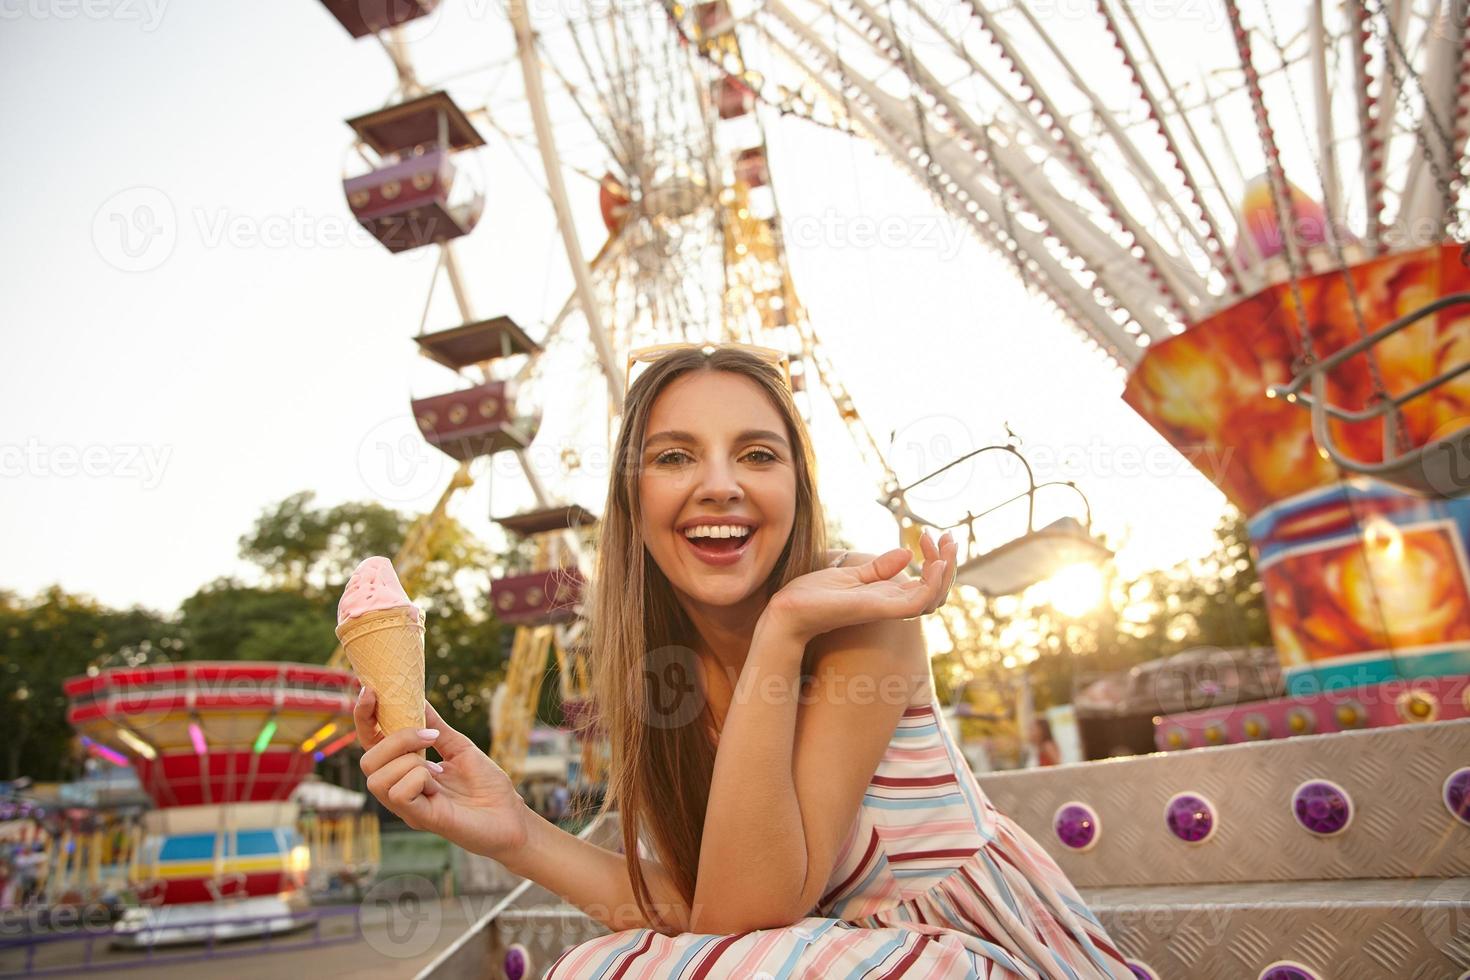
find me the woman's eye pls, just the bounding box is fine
[652,448,778,466]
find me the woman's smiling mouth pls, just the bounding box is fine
[680,524,758,567]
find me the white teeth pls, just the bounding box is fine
[683,524,753,539]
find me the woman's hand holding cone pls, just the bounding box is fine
[355,688,529,859]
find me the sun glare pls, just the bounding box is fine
[1031,563,1107,617]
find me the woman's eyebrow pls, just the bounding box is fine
[644,428,789,450]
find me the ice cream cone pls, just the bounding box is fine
[336,606,426,736]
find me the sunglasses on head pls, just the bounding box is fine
[624,342,792,394]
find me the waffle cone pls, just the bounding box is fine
[336,607,426,735]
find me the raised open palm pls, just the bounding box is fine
[356,690,529,859]
[769,532,955,642]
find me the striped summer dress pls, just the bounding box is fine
[544,697,1131,978]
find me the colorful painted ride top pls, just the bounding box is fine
[1125,241,1470,698]
[64,662,358,905]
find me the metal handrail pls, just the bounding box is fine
[1270,293,1470,398]
[1267,292,1470,482]
[886,444,1036,535]
[884,444,1100,564]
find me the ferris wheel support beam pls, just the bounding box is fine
[1011,0,1221,303]
[1398,1,1466,239]
[770,0,1168,344]
[956,1,1193,324]
[1308,0,1345,233]
[1373,0,1411,161]
[441,246,477,325]
[1347,3,1388,252]
[826,0,1177,340]
[505,0,625,416]
[382,30,426,97]
[1111,0,1252,302]
[756,20,1141,363]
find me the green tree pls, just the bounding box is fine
[237,491,410,594]
[178,578,334,664]
[0,587,178,780]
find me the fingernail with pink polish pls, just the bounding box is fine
[426,760,445,773]
[417,728,440,740]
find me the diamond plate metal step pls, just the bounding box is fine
[1082,877,1470,979]
[978,718,1470,888]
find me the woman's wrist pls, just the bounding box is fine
[756,602,811,649]
[482,796,540,872]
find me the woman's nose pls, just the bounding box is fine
[694,460,743,503]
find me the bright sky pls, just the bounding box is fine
[0,1,1230,616]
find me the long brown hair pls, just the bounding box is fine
[576,346,829,929]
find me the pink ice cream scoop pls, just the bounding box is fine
[338,556,422,625]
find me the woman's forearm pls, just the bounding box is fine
[691,615,809,932]
[492,800,694,933]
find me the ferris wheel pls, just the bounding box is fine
[309,0,935,780]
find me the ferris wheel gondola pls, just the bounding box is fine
[342,91,487,253]
[316,0,440,37]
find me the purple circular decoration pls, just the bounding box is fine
[1126,961,1159,980]
[1444,767,1470,826]
[1164,792,1217,844]
[1258,961,1320,980]
[505,943,529,980]
[1053,802,1100,851]
[1292,780,1353,836]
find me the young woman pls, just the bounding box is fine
[354,345,1130,978]
[1029,718,1062,768]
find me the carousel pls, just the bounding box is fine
[63,662,358,945]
